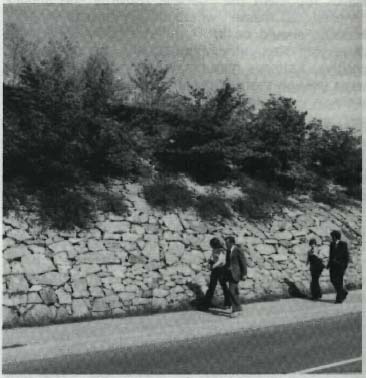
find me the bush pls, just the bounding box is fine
[312,185,350,208]
[234,176,288,219]
[196,193,232,220]
[96,191,128,215]
[143,179,194,211]
[232,197,268,220]
[38,188,94,230]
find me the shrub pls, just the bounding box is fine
[96,191,128,215]
[234,176,288,219]
[312,185,350,208]
[38,188,94,230]
[196,193,232,220]
[232,197,268,220]
[143,179,194,211]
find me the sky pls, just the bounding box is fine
[4,2,362,130]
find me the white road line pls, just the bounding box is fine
[289,357,362,374]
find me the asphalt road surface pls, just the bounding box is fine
[3,313,361,374]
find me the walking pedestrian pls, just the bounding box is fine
[203,237,231,309]
[224,236,247,318]
[327,230,350,303]
[306,238,324,300]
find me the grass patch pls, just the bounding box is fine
[143,179,195,211]
[235,175,288,219]
[96,191,128,215]
[196,193,232,220]
[38,188,94,230]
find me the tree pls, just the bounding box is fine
[82,48,115,114]
[307,125,361,195]
[240,95,308,183]
[156,80,254,182]
[3,22,34,86]
[129,59,175,108]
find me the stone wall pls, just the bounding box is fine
[2,182,362,327]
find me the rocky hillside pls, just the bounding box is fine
[2,181,362,327]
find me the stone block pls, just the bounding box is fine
[87,239,105,252]
[28,272,69,286]
[27,292,42,304]
[49,241,75,255]
[2,238,16,250]
[72,299,90,317]
[122,233,141,242]
[153,288,169,298]
[21,255,56,275]
[55,288,72,304]
[6,275,29,293]
[141,241,160,261]
[3,259,11,275]
[72,279,89,298]
[23,304,56,324]
[92,298,110,312]
[4,245,31,261]
[96,221,130,234]
[255,244,276,255]
[7,229,31,242]
[162,214,183,232]
[2,306,19,327]
[76,251,120,264]
[90,286,104,297]
[40,287,57,304]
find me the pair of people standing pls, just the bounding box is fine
[307,230,349,303]
[203,236,247,318]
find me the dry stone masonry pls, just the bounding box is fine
[2,182,362,327]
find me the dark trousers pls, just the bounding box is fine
[330,266,347,302]
[224,271,241,312]
[204,268,231,306]
[310,267,323,299]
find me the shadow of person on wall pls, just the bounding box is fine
[283,278,308,299]
[186,282,208,310]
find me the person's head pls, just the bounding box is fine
[210,237,223,249]
[224,236,235,249]
[309,238,317,247]
[330,230,341,242]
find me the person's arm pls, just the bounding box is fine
[326,244,331,269]
[343,242,350,267]
[212,251,225,269]
[238,247,247,278]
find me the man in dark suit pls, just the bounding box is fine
[327,230,350,303]
[224,236,248,318]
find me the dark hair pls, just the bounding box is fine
[330,230,341,240]
[309,238,317,246]
[224,236,235,244]
[210,237,223,249]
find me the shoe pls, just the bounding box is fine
[230,311,241,318]
[334,300,342,304]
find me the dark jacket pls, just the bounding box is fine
[226,245,247,282]
[327,240,349,270]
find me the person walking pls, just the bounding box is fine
[203,238,231,309]
[306,238,324,300]
[224,236,247,318]
[327,230,350,303]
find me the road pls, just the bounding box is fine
[3,312,361,374]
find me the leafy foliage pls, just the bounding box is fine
[196,193,232,220]
[129,59,174,108]
[3,28,361,229]
[143,179,195,211]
